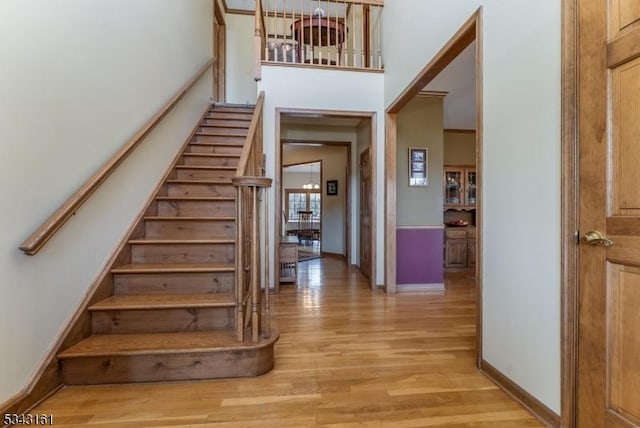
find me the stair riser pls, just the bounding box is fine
[210,106,254,114]
[145,220,235,239]
[207,112,254,121]
[203,119,251,127]
[187,144,243,155]
[91,307,234,334]
[167,183,235,197]
[131,243,235,264]
[176,168,235,180]
[61,347,274,385]
[193,134,246,144]
[181,155,239,166]
[157,200,235,217]
[114,272,234,295]
[198,127,248,136]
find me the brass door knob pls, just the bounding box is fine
[582,230,614,247]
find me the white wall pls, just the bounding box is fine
[258,65,384,285]
[383,0,561,414]
[225,14,257,104]
[0,0,212,404]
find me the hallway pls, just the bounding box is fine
[33,258,541,426]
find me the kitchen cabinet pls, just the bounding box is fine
[444,166,476,210]
[444,227,476,270]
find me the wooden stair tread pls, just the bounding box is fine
[189,141,244,147]
[112,263,235,274]
[195,131,247,137]
[200,123,249,129]
[205,116,252,120]
[166,179,232,184]
[183,153,241,157]
[129,239,234,245]
[89,293,234,311]
[175,165,237,170]
[207,113,253,119]
[156,196,235,201]
[143,216,235,221]
[211,103,255,109]
[58,331,275,359]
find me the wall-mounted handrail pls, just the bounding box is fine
[19,59,214,255]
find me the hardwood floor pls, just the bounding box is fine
[32,258,541,427]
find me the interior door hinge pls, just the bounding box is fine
[574,230,580,244]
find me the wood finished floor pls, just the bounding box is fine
[33,258,541,427]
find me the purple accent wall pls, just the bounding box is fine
[396,228,444,285]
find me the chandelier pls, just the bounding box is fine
[302,163,320,189]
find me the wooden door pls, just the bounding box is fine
[359,149,371,280]
[578,1,640,426]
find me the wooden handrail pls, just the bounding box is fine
[236,91,265,177]
[19,59,214,255]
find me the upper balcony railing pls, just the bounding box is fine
[254,0,383,77]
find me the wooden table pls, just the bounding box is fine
[292,17,346,65]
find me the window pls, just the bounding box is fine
[285,189,321,221]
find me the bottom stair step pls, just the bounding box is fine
[58,330,278,384]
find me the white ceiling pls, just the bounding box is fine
[424,41,476,130]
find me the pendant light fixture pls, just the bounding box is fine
[302,163,320,189]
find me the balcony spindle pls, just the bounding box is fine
[351,3,356,66]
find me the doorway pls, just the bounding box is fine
[384,9,482,357]
[282,161,323,256]
[274,109,377,290]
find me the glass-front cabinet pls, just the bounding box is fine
[465,169,477,207]
[443,166,476,210]
[444,169,463,207]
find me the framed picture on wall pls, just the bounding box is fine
[326,180,338,195]
[409,147,428,186]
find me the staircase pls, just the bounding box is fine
[57,103,278,385]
